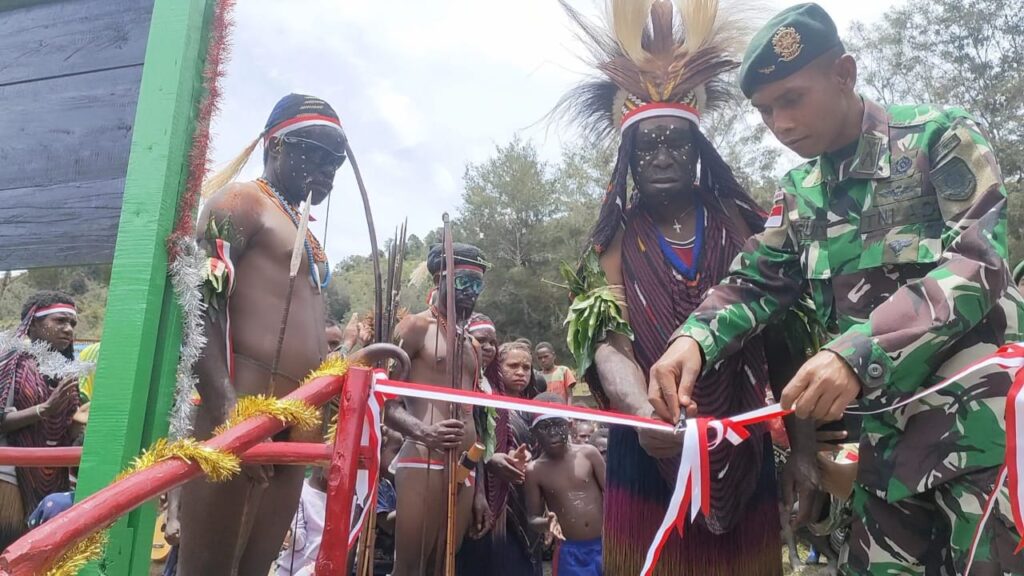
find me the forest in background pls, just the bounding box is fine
[2,0,1021,361]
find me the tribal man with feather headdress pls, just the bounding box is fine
[558,1,784,573]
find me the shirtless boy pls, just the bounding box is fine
[384,243,491,575]
[526,393,605,576]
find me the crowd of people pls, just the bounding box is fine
[4,1,1024,575]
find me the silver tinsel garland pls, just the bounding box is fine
[168,238,208,439]
[0,332,95,381]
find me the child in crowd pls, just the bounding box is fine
[525,393,605,575]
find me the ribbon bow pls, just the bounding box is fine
[640,404,789,576]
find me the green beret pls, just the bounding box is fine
[738,3,844,98]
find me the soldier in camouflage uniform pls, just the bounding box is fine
[648,3,1024,574]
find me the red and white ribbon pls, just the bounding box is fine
[347,372,387,549]
[641,405,789,575]
[846,343,1024,568]
[360,343,1024,574]
[846,343,1024,416]
[215,239,236,381]
[1004,349,1024,556]
[372,376,675,433]
[33,304,77,318]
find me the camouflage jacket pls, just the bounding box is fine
[675,98,1024,502]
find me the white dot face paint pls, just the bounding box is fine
[630,117,699,205]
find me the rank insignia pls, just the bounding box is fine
[894,156,913,176]
[888,238,913,256]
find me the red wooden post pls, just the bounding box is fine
[316,366,372,574]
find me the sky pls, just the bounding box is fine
[210,0,901,262]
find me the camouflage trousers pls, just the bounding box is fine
[843,466,1024,575]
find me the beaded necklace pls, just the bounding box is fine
[255,178,331,290]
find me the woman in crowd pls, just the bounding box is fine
[0,291,82,550]
[458,341,544,576]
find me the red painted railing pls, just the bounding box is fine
[0,367,371,575]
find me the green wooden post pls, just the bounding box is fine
[75,0,214,574]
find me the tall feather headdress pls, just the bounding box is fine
[556,0,752,141]
[557,0,765,255]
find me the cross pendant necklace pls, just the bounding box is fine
[671,205,696,235]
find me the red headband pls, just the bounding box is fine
[264,113,343,143]
[467,320,495,333]
[33,304,77,318]
[620,102,700,133]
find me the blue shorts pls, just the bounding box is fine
[554,537,602,576]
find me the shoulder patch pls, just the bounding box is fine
[931,157,976,201]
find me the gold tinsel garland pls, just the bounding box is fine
[325,414,339,445]
[301,355,351,385]
[39,347,354,574]
[310,356,358,444]
[213,395,321,437]
[43,531,108,576]
[116,438,241,483]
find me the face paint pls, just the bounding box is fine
[438,269,485,321]
[269,125,346,205]
[630,117,699,206]
[534,418,570,456]
[29,312,77,352]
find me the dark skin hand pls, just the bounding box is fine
[487,444,530,485]
[469,463,493,539]
[780,350,862,421]
[0,376,78,433]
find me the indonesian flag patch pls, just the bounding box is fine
[765,190,785,228]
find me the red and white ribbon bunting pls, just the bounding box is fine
[1003,348,1024,555]
[360,343,1024,574]
[347,373,387,549]
[372,376,675,433]
[640,405,789,576]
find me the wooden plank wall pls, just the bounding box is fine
[0,0,153,269]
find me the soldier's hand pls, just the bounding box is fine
[648,337,703,422]
[419,419,465,451]
[781,351,861,421]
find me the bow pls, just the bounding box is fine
[341,134,384,344]
[442,213,459,576]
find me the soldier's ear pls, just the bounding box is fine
[835,54,858,92]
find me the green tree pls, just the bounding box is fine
[847,0,1024,261]
[455,139,608,357]
[703,96,783,208]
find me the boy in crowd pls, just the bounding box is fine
[525,393,605,575]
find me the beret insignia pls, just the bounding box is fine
[772,26,803,61]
